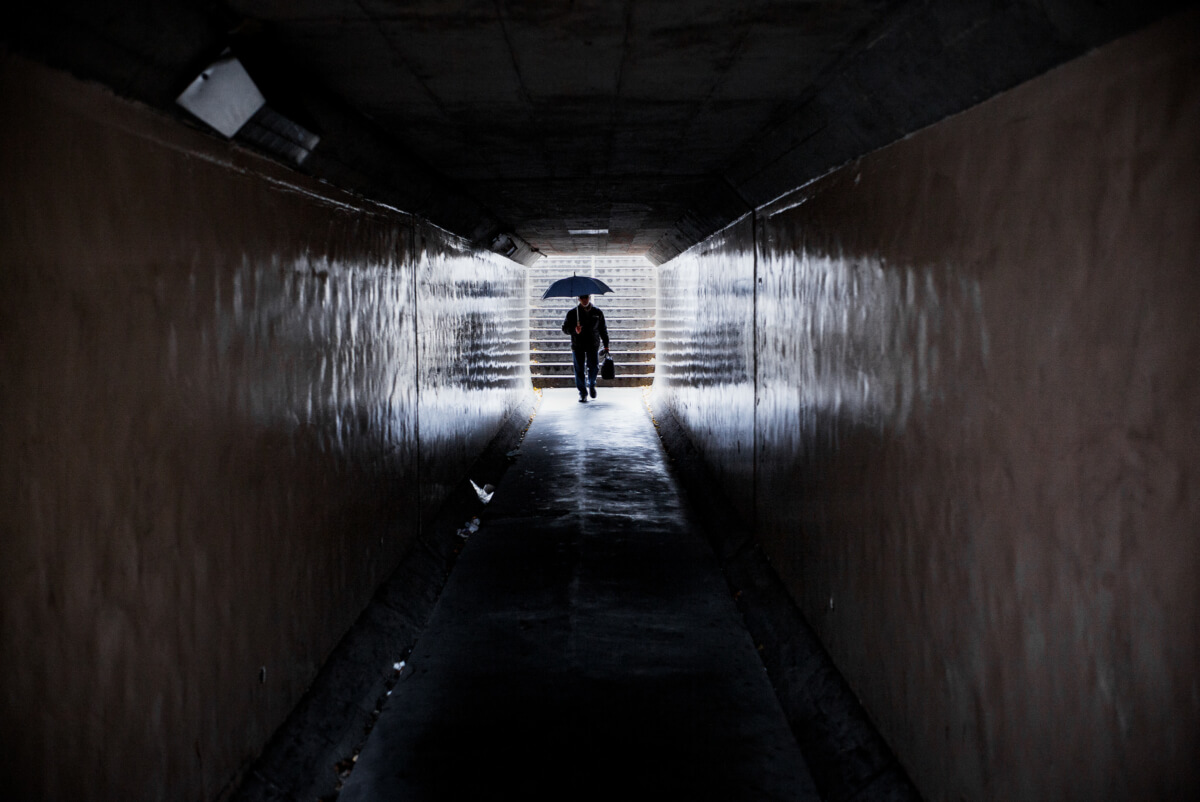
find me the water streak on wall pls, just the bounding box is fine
[655,216,756,519]
[654,15,1200,801]
[417,221,530,515]
[0,56,530,800]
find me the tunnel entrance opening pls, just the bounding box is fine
[528,256,657,389]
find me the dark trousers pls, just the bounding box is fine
[572,348,598,395]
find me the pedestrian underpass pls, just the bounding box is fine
[338,389,820,801]
[3,5,1199,801]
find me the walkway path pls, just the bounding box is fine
[340,388,818,801]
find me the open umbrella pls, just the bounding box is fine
[540,274,615,300]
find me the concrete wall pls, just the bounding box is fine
[656,216,756,520]
[0,57,530,800]
[654,13,1199,801]
[416,221,530,515]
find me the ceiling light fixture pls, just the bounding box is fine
[177,51,320,165]
[491,233,518,257]
[176,51,264,137]
[568,229,608,235]
[238,106,321,165]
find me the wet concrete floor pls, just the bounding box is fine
[340,388,818,801]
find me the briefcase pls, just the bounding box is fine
[600,354,615,380]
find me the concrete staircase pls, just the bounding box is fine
[528,256,657,389]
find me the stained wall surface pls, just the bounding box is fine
[655,215,757,520]
[416,222,530,517]
[654,14,1200,801]
[0,57,529,800]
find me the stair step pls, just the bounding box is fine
[531,340,655,351]
[530,326,654,333]
[532,375,652,389]
[531,363,655,376]
[529,327,655,335]
[530,310,655,317]
[530,303,656,311]
[530,303,655,309]
[530,350,655,363]
[530,287,655,293]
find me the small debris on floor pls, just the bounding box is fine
[337,389,820,800]
[335,755,357,779]
[470,479,495,504]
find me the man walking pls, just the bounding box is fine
[562,294,610,402]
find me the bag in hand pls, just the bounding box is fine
[601,353,615,380]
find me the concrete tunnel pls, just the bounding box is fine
[2,2,1198,800]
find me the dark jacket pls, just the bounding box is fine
[562,304,610,352]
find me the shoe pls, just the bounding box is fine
[589,385,596,398]
[578,394,587,403]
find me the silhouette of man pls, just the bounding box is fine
[561,294,610,402]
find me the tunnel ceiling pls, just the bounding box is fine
[6,1,1186,263]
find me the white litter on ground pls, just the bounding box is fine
[471,479,495,504]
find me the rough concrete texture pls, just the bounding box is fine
[339,389,818,802]
[416,219,532,518]
[0,56,531,801]
[7,1,1188,260]
[653,13,1200,800]
[656,213,757,522]
[649,400,921,802]
[3,1,538,264]
[231,397,537,802]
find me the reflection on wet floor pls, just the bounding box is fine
[339,388,818,801]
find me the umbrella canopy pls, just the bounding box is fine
[540,274,615,300]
